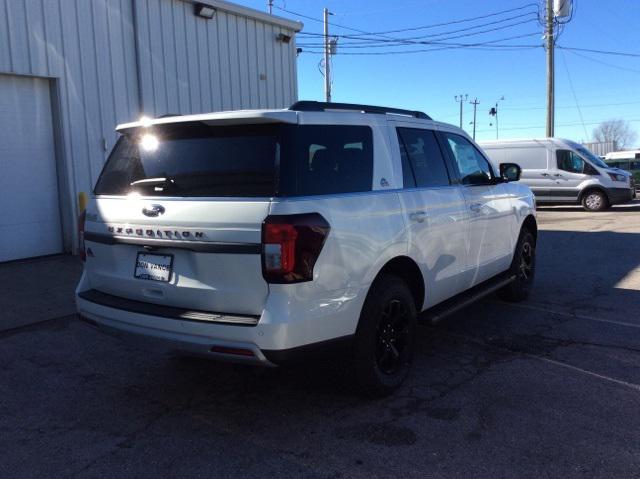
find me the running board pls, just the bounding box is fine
[421,274,516,324]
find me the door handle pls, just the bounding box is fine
[541,173,549,177]
[469,203,482,213]
[553,173,563,177]
[409,211,427,223]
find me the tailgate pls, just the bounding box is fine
[83,197,269,316]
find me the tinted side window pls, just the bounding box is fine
[443,133,493,185]
[556,150,585,174]
[286,125,373,196]
[398,139,417,188]
[397,128,450,187]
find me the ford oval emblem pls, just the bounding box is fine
[142,204,165,217]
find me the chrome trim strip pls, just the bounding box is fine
[84,232,260,254]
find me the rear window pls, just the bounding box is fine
[94,123,373,197]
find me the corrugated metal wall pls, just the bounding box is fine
[135,0,298,116]
[0,0,140,249]
[582,141,618,157]
[0,0,300,251]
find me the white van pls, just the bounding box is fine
[479,138,634,211]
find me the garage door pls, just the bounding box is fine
[0,75,62,262]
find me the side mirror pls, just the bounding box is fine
[500,163,521,182]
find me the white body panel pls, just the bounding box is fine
[77,108,536,362]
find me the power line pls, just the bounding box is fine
[299,33,543,56]
[563,49,640,74]
[296,16,539,49]
[502,100,640,111]
[282,3,543,56]
[346,3,539,35]
[303,11,540,44]
[273,6,380,35]
[560,49,588,139]
[290,3,539,37]
[474,118,640,133]
[557,46,640,58]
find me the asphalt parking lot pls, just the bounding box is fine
[2,201,640,478]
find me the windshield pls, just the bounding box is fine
[574,145,609,169]
[94,122,374,197]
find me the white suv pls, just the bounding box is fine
[76,101,537,395]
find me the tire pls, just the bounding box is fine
[352,274,417,397]
[581,189,609,212]
[499,228,536,302]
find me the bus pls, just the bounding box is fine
[604,150,640,186]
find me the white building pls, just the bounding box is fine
[0,0,301,261]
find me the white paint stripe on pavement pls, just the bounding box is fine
[497,301,640,329]
[440,329,640,393]
[529,354,640,393]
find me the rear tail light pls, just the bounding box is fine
[78,209,87,262]
[262,213,330,283]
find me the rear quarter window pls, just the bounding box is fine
[285,125,373,196]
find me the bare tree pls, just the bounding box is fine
[592,119,638,149]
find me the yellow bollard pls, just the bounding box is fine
[78,191,88,213]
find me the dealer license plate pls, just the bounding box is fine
[134,253,173,282]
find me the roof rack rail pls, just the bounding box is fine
[289,101,432,120]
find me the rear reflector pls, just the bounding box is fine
[262,213,330,283]
[210,345,255,357]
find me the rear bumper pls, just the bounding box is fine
[77,311,274,366]
[75,273,367,366]
[606,187,634,205]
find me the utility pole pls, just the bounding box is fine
[454,94,468,129]
[469,98,480,140]
[267,0,273,14]
[546,0,555,137]
[323,8,332,102]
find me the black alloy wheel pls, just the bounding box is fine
[353,274,417,397]
[375,299,411,376]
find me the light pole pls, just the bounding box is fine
[489,96,505,140]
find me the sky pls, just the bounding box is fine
[237,0,640,145]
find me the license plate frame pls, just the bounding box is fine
[134,253,174,282]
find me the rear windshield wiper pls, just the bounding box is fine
[130,177,178,192]
[130,177,174,186]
